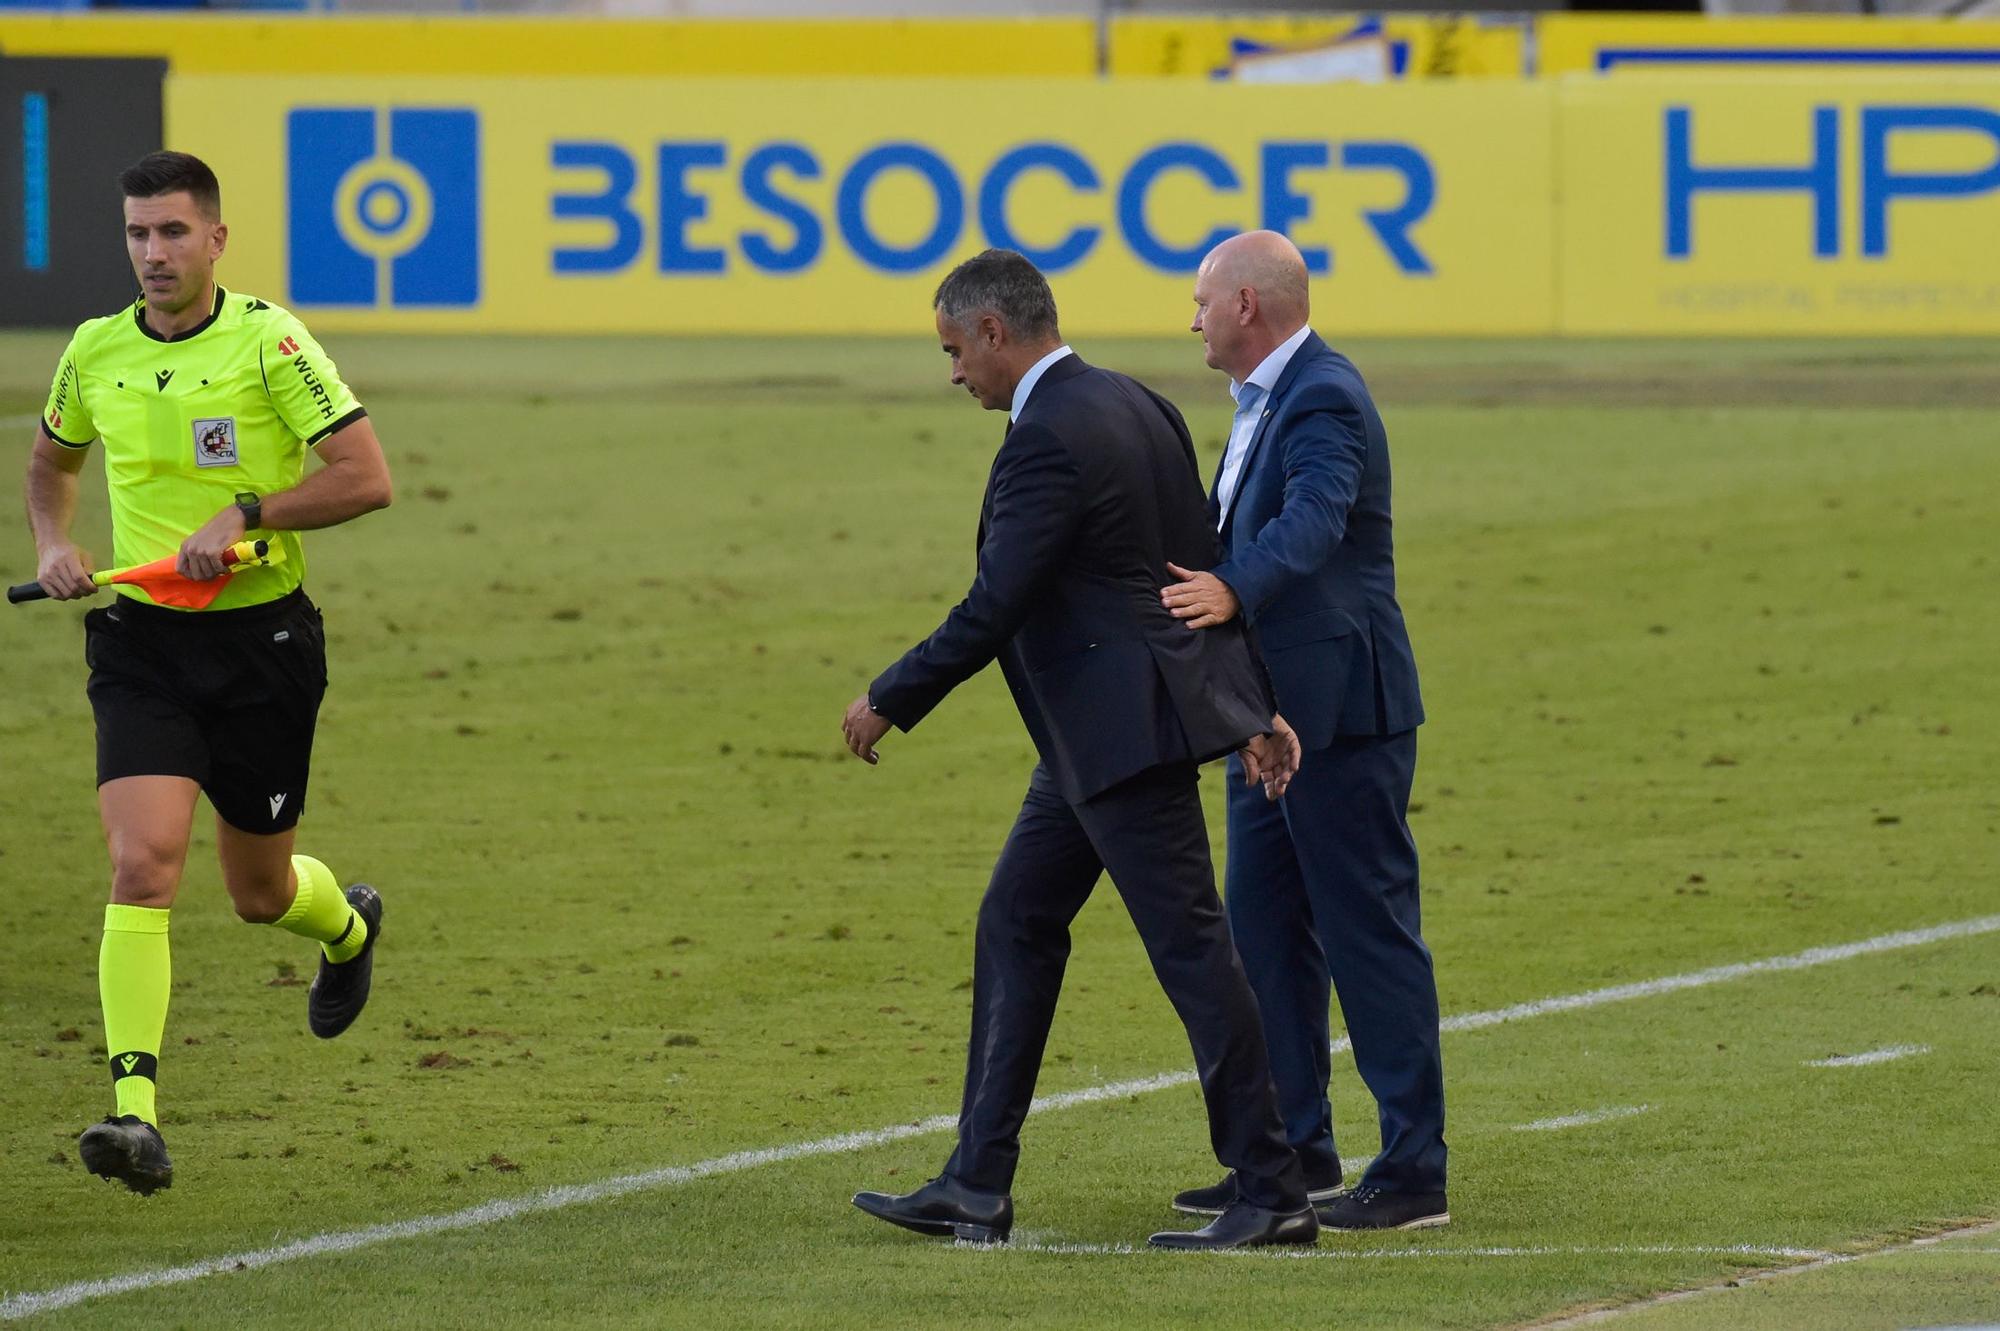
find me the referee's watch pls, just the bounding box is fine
[234,491,263,531]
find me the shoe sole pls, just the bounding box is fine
[1148,1229,1321,1251]
[1323,1211,1450,1232]
[853,1198,1009,1245]
[950,1224,1009,1244]
[78,1125,172,1196]
[1173,1183,1347,1217]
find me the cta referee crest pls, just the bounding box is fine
[192,417,239,468]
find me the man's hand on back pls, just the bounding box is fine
[1161,563,1240,629]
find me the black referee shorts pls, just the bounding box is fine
[83,588,328,834]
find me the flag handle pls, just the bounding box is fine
[8,539,271,606]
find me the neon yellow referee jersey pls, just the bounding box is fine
[42,287,365,611]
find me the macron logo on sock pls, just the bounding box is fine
[110,1051,156,1081]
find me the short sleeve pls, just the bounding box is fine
[261,313,365,446]
[43,335,94,448]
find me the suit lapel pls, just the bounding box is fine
[978,418,1012,547]
[1219,331,1328,542]
[985,355,1082,546]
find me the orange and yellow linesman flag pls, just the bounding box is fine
[7,539,280,608]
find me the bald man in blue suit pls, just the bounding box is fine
[1161,231,1448,1231]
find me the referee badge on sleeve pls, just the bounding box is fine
[193,417,239,468]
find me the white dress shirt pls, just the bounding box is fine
[1215,324,1314,526]
[1010,344,1074,423]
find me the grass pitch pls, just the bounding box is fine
[1,333,1996,1328]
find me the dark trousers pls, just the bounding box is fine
[944,760,1304,1211]
[1223,729,1447,1194]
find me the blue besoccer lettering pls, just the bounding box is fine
[1259,143,1331,275]
[1118,143,1241,274]
[1859,106,2000,259]
[741,144,824,273]
[551,143,642,274]
[978,144,1102,273]
[545,136,1455,280]
[837,144,965,274]
[1341,143,1436,276]
[659,143,727,274]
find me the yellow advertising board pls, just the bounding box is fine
[148,72,2000,335]
[1559,77,2000,334]
[1109,15,1526,80]
[1540,14,2000,78]
[164,76,1557,337]
[0,15,1096,77]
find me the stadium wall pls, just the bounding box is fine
[6,14,2000,335]
[1539,13,2000,77]
[0,15,1098,76]
[1103,15,1527,79]
[163,73,2000,337]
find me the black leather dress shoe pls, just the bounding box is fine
[1316,1185,1449,1231]
[1148,1200,1319,1250]
[1172,1162,1346,1216]
[852,1175,1013,1243]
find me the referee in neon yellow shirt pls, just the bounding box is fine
[25,152,394,1195]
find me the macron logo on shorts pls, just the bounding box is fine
[270,793,287,819]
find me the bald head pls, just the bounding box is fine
[1204,231,1309,327]
[1190,231,1312,381]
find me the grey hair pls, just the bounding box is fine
[932,249,1061,343]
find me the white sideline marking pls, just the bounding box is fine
[1435,915,1999,1037]
[1805,1043,1930,1068]
[1533,1219,2000,1327]
[1513,1106,1653,1133]
[4,912,1997,1322]
[0,1111,954,1322]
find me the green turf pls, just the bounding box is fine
[1584,1226,2000,1331]
[2,333,1995,1328]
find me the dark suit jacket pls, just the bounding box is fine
[871,354,1276,804]
[1210,332,1423,750]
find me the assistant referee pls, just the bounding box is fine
[25,152,394,1194]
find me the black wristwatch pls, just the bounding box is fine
[234,491,263,530]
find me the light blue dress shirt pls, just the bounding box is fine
[1215,324,1314,528]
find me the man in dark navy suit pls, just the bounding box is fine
[840,249,1316,1251]
[1161,231,1449,1231]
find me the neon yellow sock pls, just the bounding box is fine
[100,904,170,1126]
[275,854,367,964]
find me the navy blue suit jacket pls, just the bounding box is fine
[872,354,1277,804]
[1211,332,1423,750]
